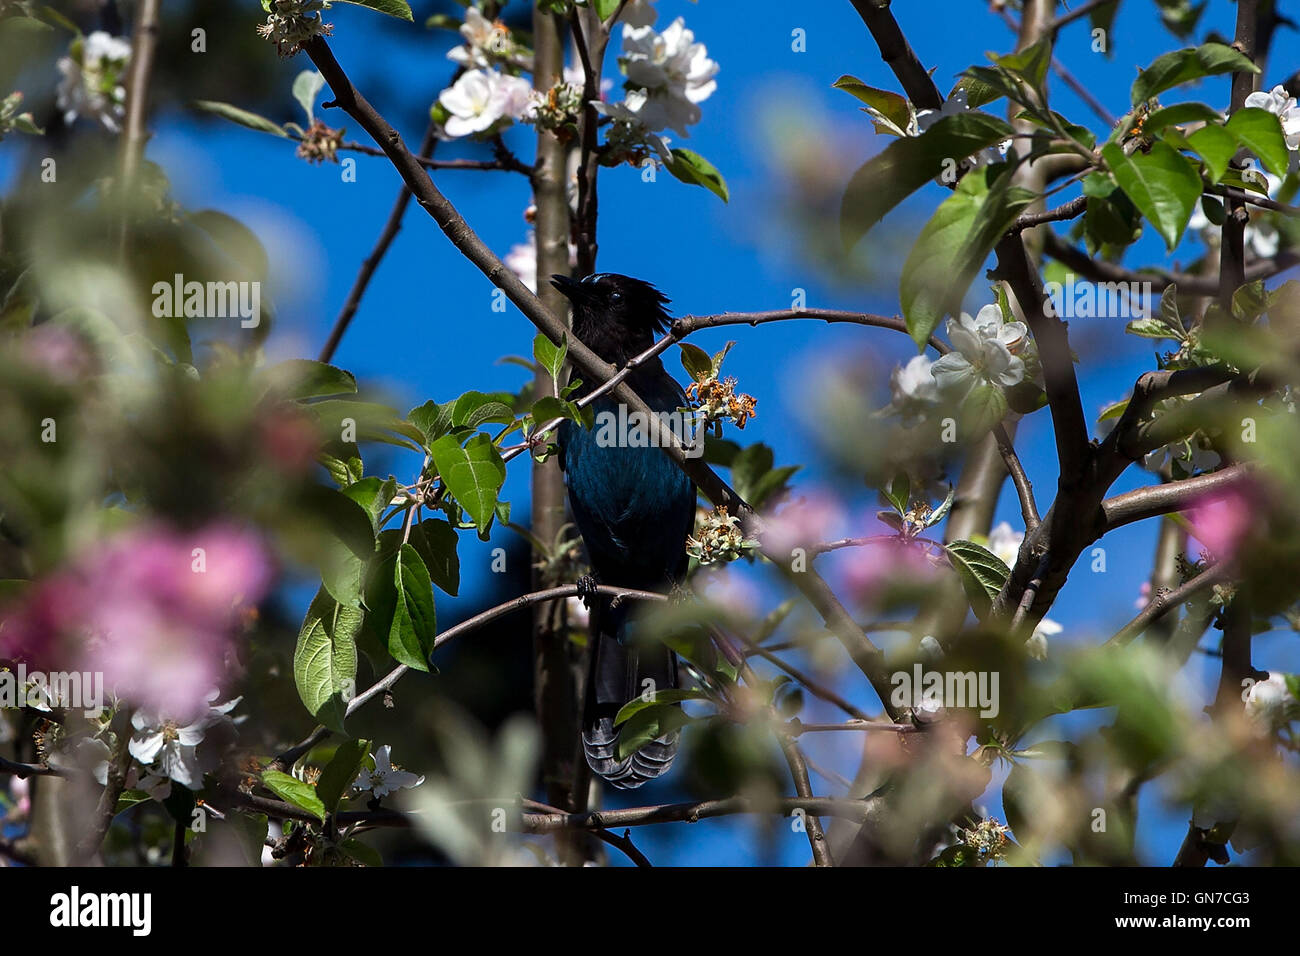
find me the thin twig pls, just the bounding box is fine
[1104,561,1233,647]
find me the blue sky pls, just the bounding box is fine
[12,0,1300,865]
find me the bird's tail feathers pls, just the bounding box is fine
[582,603,680,790]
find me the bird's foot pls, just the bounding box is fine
[667,581,693,606]
[576,573,601,610]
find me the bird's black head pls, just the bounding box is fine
[550,273,672,362]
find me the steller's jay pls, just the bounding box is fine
[551,273,696,789]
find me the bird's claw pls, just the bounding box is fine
[576,573,600,610]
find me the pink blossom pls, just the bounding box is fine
[21,324,95,384]
[1186,486,1255,561]
[842,540,940,606]
[0,522,273,722]
[761,489,845,558]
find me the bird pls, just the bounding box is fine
[550,272,697,789]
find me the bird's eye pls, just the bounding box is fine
[609,292,622,303]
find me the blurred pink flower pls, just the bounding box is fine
[258,404,321,476]
[0,522,272,722]
[842,540,939,605]
[761,489,845,558]
[21,324,95,384]
[1187,486,1255,561]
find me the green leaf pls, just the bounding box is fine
[531,396,581,427]
[292,70,326,123]
[833,75,913,135]
[900,164,1036,348]
[319,451,364,488]
[1226,107,1291,178]
[1143,101,1222,135]
[593,0,621,20]
[666,148,729,202]
[992,38,1052,93]
[451,390,516,429]
[945,539,1011,620]
[841,111,1016,249]
[533,332,567,383]
[304,485,376,608]
[728,442,799,510]
[430,433,506,535]
[189,209,271,281]
[959,383,1010,437]
[926,486,956,528]
[1130,43,1259,107]
[227,812,268,866]
[261,770,326,822]
[1157,283,1188,339]
[1098,398,1129,422]
[614,688,713,726]
[1126,318,1180,339]
[341,476,398,533]
[114,790,153,816]
[332,0,414,21]
[317,738,370,812]
[1102,140,1201,250]
[616,703,697,761]
[262,361,356,403]
[408,518,460,596]
[1186,124,1237,183]
[191,100,287,137]
[407,399,454,446]
[293,588,361,734]
[1154,0,1207,39]
[308,399,426,451]
[679,342,714,381]
[339,837,383,867]
[883,472,910,515]
[370,543,438,672]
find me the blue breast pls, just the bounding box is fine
[559,376,696,590]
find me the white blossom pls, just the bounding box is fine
[55,31,130,132]
[931,304,1027,395]
[915,89,1009,163]
[607,16,717,137]
[504,231,578,293]
[1244,672,1298,735]
[257,0,332,57]
[438,69,532,138]
[885,354,940,423]
[448,6,532,71]
[984,522,1021,570]
[127,694,240,789]
[593,91,673,163]
[1025,618,1060,661]
[353,745,425,798]
[1244,84,1300,162]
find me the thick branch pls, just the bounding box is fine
[1100,465,1252,533]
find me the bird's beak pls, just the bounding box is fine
[549,274,589,304]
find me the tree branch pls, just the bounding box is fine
[777,734,834,866]
[1100,465,1252,533]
